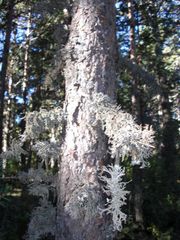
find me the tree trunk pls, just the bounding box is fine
[128,0,144,227]
[20,9,32,171]
[152,15,178,188]
[128,0,135,61]
[0,0,14,176]
[159,75,178,197]
[2,59,14,175]
[56,1,117,239]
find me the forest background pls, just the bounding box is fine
[0,0,179,239]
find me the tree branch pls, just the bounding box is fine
[118,54,160,95]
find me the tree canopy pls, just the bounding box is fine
[0,0,179,239]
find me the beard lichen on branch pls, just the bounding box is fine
[0,92,154,237]
[88,93,154,168]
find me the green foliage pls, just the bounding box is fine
[117,221,153,240]
[0,0,179,239]
[116,1,179,239]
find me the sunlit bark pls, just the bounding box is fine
[56,1,117,239]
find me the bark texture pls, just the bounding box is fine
[56,1,117,239]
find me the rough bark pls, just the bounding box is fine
[56,1,117,239]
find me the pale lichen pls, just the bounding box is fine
[99,164,129,231]
[89,93,154,167]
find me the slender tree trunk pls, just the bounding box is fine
[158,75,178,195]
[22,9,31,108]
[20,9,32,171]
[0,0,14,176]
[2,59,14,175]
[56,1,117,239]
[128,0,144,227]
[152,18,177,177]
[128,0,135,61]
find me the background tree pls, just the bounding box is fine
[116,0,179,239]
[0,0,15,164]
[0,0,179,240]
